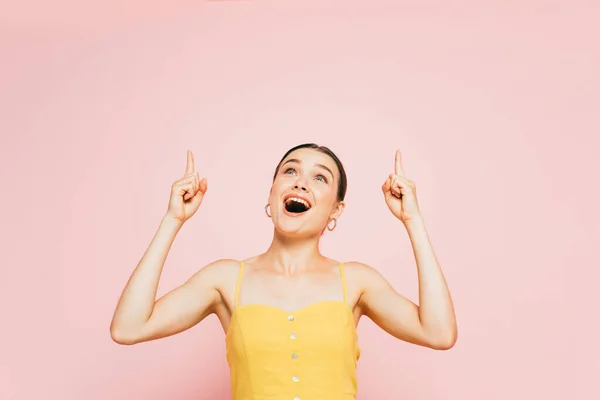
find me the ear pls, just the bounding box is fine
[330,201,346,220]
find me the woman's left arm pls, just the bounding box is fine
[358,150,457,350]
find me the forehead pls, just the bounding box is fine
[282,148,336,169]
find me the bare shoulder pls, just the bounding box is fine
[201,258,241,272]
[194,258,240,285]
[344,261,390,305]
[342,260,385,284]
[182,258,241,297]
[340,261,388,311]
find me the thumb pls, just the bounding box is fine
[190,178,207,205]
[381,177,391,193]
[198,177,208,194]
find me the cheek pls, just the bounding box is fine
[313,186,338,208]
[268,182,286,203]
[315,182,336,197]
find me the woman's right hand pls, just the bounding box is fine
[166,150,207,223]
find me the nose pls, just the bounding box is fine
[293,176,309,192]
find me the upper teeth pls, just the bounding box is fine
[287,197,310,208]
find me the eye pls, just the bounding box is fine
[315,174,327,183]
[283,167,296,175]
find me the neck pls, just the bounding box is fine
[261,229,326,275]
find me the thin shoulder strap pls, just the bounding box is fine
[234,261,245,308]
[339,262,348,303]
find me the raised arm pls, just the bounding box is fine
[109,150,217,345]
[358,149,457,350]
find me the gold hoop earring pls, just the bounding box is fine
[327,218,337,231]
[265,204,272,218]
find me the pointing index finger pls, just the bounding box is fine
[394,149,405,177]
[185,150,195,176]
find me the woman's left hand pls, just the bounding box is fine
[382,150,421,224]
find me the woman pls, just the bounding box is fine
[110,143,457,399]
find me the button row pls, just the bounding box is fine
[290,316,299,399]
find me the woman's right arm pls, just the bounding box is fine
[109,150,219,345]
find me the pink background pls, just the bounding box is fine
[1,1,598,399]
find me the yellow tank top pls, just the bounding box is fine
[225,262,361,400]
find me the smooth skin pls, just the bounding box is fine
[110,149,457,351]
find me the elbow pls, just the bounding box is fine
[431,337,456,351]
[429,331,458,351]
[109,324,139,346]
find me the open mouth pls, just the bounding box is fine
[284,196,312,214]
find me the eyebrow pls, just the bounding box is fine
[281,158,335,179]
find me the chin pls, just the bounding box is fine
[274,221,308,237]
[273,212,319,238]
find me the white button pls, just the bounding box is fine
[288,315,294,321]
[292,353,298,359]
[292,375,299,382]
[294,397,300,400]
[290,333,297,339]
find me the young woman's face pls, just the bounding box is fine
[268,148,344,237]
